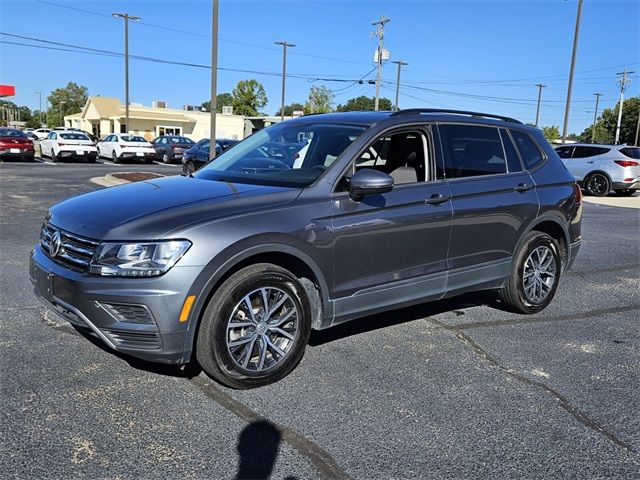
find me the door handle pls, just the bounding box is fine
[514,183,534,193]
[425,193,450,205]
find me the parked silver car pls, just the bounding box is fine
[554,143,640,196]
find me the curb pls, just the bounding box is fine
[89,173,130,188]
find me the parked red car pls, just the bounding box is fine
[0,128,35,161]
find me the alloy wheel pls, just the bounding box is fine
[586,174,609,196]
[226,287,298,372]
[522,246,556,304]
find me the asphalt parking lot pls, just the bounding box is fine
[1,159,639,479]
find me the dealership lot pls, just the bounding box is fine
[1,161,638,478]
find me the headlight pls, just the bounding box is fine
[89,240,191,277]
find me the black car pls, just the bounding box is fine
[151,135,196,163]
[0,128,35,161]
[182,139,222,174]
[217,138,240,151]
[31,109,582,389]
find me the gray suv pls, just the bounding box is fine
[30,109,583,389]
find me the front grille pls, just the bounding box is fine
[102,329,161,350]
[99,302,154,324]
[40,223,99,271]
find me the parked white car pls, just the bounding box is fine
[31,128,52,140]
[98,134,156,163]
[554,143,640,196]
[40,130,98,162]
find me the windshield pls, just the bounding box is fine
[121,135,147,142]
[170,136,195,144]
[0,128,27,138]
[60,133,90,140]
[195,122,367,187]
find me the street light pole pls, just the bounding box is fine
[534,84,546,128]
[561,0,583,144]
[392,60,408,111]
[591,93,603,143]
[275,41,295,121]
[112,12,141,134]
[209,0,219,161]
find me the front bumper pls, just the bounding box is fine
[29,244,201,364]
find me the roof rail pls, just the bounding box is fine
[390,108,523,124]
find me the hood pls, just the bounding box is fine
[48,175,300,240]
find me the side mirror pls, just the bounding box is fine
[349,168,394,201]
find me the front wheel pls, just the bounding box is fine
[614,189,636,197]
[196,263,311,389]
[184,160,196,175]
[584,173,610,197]
[498,231,561,314]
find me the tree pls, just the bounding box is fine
[305,85,334,114]
[541,125,560,143]
[231,79,267,117]
[275,102,305,117]
[336,95,392,112]
[579,96,639,145]
[46,82,88,127]
[201,92,234,113]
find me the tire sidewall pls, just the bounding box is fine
[586,173,610,197]
[514,234,561,313]
[199,267,311,388]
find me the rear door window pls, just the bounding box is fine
[439,124,507,178]
[511,130,544,169]
[555,146,574,158]
[572,146,610,158]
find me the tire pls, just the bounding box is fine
[97,147,101,158]
[498,231,561,314]
[584,172,611,197]
[184,160,195,175]
[196,263,311,389]
[51,149,58,163]
[163,153,171,164]
[112,151,120,164]
[614,189,636,197]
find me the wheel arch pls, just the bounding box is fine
[521,215,570,269]
[181,243,330,363]
[583,169,612,184]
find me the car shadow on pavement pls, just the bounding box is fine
[309,290,503,347]
[235,420,282,480]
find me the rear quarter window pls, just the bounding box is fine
[620,147,640,160]
[511,130,544,170]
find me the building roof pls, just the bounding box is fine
[81,96,121,118]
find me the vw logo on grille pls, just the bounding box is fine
[49,230,62,258]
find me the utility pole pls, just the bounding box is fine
[35,91,43,126]
[591,93,603,143]
[59,101,65,127]
[635,110,640,146]
[614,68,634,144]
[372,15,390,111]
[392,60,408,111]
[275,41,295,122]
[112,12,141,134]
[561,0,583,144]
[209,0,219,160]
[534,84,546,127]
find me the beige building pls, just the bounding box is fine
[65,96,246,141]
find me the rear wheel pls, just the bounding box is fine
[112,151,120,164]
[584,172,610,197]
[51,149,58,163]
[163,152,171,164]
[614,189,636,197]
[196,263,311,389]
[498,231,561,314]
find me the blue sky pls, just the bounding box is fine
[1,0,638,133]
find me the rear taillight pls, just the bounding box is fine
[573,183,582,204]
[614,160,639,167]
